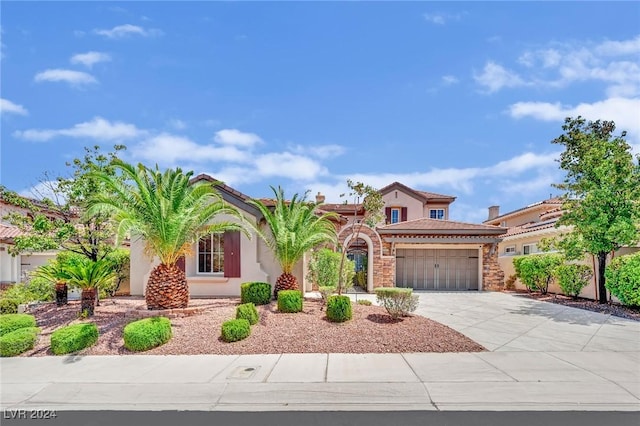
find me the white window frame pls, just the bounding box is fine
[523,243,538,255]
[429,209,445,220]
[504,246,516,255]
[390,208,400,224]
[197,233,224,275]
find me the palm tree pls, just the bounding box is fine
[88,160,248,309]
[64,259,116,316]
[248,186,338,298]
[33,260,72,306]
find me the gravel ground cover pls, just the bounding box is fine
[21,296,485,356]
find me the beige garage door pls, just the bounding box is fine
[396,249,479,290]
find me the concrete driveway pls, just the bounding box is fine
[412,292,640,352]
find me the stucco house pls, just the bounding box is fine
[0,193,59,286]
[483,198,640,300]
[130,177,508,297]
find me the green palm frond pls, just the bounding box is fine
[64,259,116,290]
[248,186,338,274]
[87,159,249,267]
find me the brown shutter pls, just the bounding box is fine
[385,207,391,224]
[176,256,185,272]
[223,231,241,278]
[401,207,408,222]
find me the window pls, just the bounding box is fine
[429,209,445,220]
[504,246,516,255]
[390,208,400,224]
[198,233,224,274]
[523,243,538,255]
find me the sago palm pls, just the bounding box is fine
[64,259,116,316]
[88,160,248,309]
[248,186,338,297]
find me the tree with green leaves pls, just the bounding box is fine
[552,117,640,303]
[88,160,249,309]
[513,253,563,294]
[248,187,338,298]
[1,145,126,263]
[64,259,117,316]
[336,180,385,294]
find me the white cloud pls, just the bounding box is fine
[131,133,249,165]
[213,129,263,147]
[442,75,459,85]
[0,98,28,116]
[508,97,640,144]
[423,12,463,25]
[34,69,97,86]
[70,51,111,68]
[595,35,640,56]
[19,180,66,204]
[292,144,346,159]
[13,117,145,142]
[473,62,527,93]
[254,152,327,181]
[93,24,161,39]
[167,119,187,130]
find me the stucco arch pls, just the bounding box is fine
[338,224,385,292]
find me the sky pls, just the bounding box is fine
[1,1,639,224]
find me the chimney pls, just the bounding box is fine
[488,205,500,221]
[315,192,325,204]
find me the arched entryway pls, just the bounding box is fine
[339,224,384,293]
[347,238,368,290]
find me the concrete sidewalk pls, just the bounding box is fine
[1,292,639,412]
[2,351,639,411]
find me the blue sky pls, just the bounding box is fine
[1,1,639,223]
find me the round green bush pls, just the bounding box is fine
[50,323,99,355]
[236,303,259,325]
[0,298,20,314]
[0,314,37,337]
[277,290,303,313]
[555,264,592,299]
[357,299,372,306]
[326,295,352,322]
[221,318,251,342]
[240,282,272,305]
[0,327,40,357]
[123,317,172,352]
[606,252,640,307]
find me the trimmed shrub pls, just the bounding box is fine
[240,282,272,305]
[221,319,251,342]
[326,295,352,322]
[306,248,356,293]
[555,264,592,299]
[0,299,20,315]
[0,314,37,337]
[0,327,40,357]
[277,290,303,313]
[236,303,259,325]
[357,299,372,306]
[50,323,99,355]
[605,252,640,307]
[513,254,563,294]
[375,288,419,319]
[318,286,335,306]
[123,317,172,352]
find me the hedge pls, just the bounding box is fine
[0,314,37,337]
[277,290,303,313]
[0,327,40,357]
[326,295,352,322]
[240,282,272,305]
[50,323,99,355]
[221,319,251,342]
[236,303,259,325]
[123,317,172,352]
[605,252,640,307]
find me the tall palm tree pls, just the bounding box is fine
[64,259,117,316]
[88,160,248,309]
[248,186,338,298]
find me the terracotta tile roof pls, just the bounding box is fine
[484,197,564,224]
[502,218,560,237]
[0,224,23,241]
[378,217,506,235]
[378,182,456,203]
[320,203,364,215]
[415,190,457,201]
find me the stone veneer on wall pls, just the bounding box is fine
[482,243,505,291]
[338,224,395,290]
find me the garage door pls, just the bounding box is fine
[395,249,479,290]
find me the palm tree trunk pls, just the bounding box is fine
[275,273,298,298]
[80,288,96,316]
[146,264,190,309]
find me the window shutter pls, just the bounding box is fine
[401,207,408,222]
[176,256,185,272]
[223,231,241,278]
[385,207,391,224]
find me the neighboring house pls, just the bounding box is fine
[483,198,640,300]
[130,177,508,297]
[0,193,59,286]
